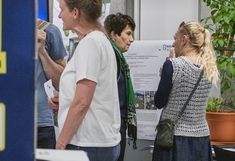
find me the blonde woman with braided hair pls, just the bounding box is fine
[177,21,219,84]
[152,21,219,161]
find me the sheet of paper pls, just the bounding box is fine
[44,79,59,98]
[36,149,90,161]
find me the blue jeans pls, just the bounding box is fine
[37,126,56,149]
[66,144,120,161]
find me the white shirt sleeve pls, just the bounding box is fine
[74,37,101,83]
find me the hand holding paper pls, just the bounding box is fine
[44,79,59,98]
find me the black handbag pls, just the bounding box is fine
[155,119,175,148]
[155,70,204,149]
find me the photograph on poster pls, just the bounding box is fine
[136,90,144,109]
[145,91,156,110]
[135,90,156,110]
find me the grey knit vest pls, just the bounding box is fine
[161,56,212,137]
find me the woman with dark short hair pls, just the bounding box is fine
[104,13,137,161]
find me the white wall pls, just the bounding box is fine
[139,0,199,40]
[109,0,126,14]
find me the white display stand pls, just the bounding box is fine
[36,149,89,161]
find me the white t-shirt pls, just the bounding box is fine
[58,31,121,147]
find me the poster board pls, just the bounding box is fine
[125,40,173,140]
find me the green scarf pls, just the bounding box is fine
[111,41,137,149]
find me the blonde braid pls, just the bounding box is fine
[198,29,219,85]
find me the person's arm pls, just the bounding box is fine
[56,79,96,149]
[154,60,173,108]
[37,29,66,90]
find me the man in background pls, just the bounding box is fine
[36,18,66,149]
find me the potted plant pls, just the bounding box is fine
[206,97,235,143]
[201,0,235,144]
[206,55,235,143]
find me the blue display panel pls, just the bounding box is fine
[38,0,49,21]
[0,0,35,161]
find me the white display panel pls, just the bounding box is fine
[125,40,173,140]
[36,149,89,161]
[139,0,199,40]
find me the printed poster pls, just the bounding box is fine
[125,40,173,140]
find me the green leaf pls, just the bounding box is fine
[221,79,231,93]
[231,64,235,77]
[211,9,218,16]
[207,97,224,112]
[230,95,235,108]
[224,17,230,24]
[217,39,225,47]
[214,15,223,23]
[217,60,227,71]
[226,63,235,77]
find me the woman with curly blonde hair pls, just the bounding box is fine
[152,21,219,161]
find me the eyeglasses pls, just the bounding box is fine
[179,21,191,39]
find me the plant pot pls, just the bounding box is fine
[206,112,235,143]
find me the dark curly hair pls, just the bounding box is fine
[104,13,135,36]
